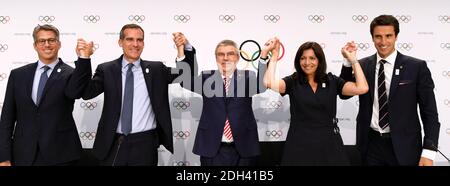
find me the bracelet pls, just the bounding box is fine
[260,56,269,60]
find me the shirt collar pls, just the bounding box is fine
[37,59,58,70]
[122,58,141,69]
[376,49,397,65]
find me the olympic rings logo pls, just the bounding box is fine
[173,131,190,139]
[308,15,325,23]
[129,15,145,23]
[39,16,55,23]
[80,101,97,110]
[397,42,413,51]
[79,131,96,140]
[0,16,10,24]
[172,100,190,110]
[356,42,370,51]
[174,15,190,23]
[219,15,235,23]
[0,73,7,81]
[239,40,285,69]
[352,15,368,23]
[0,44,8,52]
[438,15,450,23]
[442,71,450,78]
[172,161,190,166]
[395,15,411,23]
[83,15,100,23]
[264,15,280,23]
[440,43,450,50]
[265,130,283,139]
[266,100,282,109]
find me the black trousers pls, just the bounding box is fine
[200,143,257,166]
[364,129,399,166]
[100,130,159,166]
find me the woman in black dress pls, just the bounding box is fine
[263,39,368,165]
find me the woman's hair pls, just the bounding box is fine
[293,41,327,83]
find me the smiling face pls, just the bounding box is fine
[33,30,61,64]
[215,45,239,75]
[372,25,397,58]
[119,28,144,62]
[299,48,318,77]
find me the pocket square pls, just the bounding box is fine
[399,80,411,85]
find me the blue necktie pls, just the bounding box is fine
[378,60,390,130]
[121,63,134,135]
[36,66,50,106]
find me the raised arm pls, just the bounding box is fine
[172,32,201,94]
[263,37,286,94]
[341,41,369,96]
[65,38,94,99]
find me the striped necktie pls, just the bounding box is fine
[223,77,233,141]
[378,60,390,130]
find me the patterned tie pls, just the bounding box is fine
[378,60,390,130]
[36,66,50,106]
[223,77,233,141]
[121,63,134,135]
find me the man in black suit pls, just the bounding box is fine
[176,36,276,166]
[72,24,193,166]
[0,24,83,166]
[340,15,440,166]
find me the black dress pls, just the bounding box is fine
[280,73,350,166]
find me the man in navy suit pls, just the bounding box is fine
[72,24,194,166]
[340,15,440,166]
[176,36,277,166]
[0,25,83,166]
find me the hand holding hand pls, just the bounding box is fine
[341,41,357,63]
[76,38,94,58]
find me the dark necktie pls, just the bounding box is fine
[36,66,50,105]
[223,77,233,141]
[121,63,134,135]
[378,60,390,130]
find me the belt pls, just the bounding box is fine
[115,129,157,139]
[369,129,391,138]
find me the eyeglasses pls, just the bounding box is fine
[216,52,237,58]
[35,38,58,46]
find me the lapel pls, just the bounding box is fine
[388,52,405,101]
[140,60,153,100]
[113,57,123,106]
[39,59,65,105]
[367,54,377,104]
[25,62,38,106]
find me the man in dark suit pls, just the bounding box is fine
[176,36,276,166]
[72,24,193,166]
[0,24,83,166]
[340,15,440,166]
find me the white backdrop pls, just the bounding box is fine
[0,0,449,166]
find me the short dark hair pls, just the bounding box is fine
[370,15,400,37]
[119,24,145,39]
[32,24,60,43]
[294,42,327,83]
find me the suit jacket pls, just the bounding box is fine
[0,59,83,165]
[340,52,440,165]
[180,49,266,158]
[73,55,186,160]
